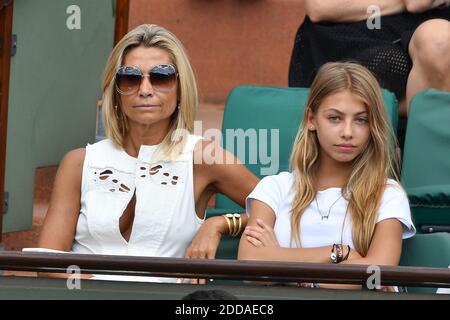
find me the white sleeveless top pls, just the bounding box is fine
[71,134,204,282]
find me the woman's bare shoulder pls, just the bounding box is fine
[57,148,86,178]
[61,148,86,166]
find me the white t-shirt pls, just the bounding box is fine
[246,172,415,249]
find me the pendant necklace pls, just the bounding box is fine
[315,193,343,221]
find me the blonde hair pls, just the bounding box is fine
[289,62,400,256]
[101,24,198,159]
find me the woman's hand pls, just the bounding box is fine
[182,216,226,285]
[185,216,225,260]
[244,218,280,248]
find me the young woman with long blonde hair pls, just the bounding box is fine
[238,62,415,289]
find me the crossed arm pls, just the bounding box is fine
[305,0,447,23]
[304,0,406,23]
[238,199,403,289]
[403,0,450,13]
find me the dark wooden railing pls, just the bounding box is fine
[1,251,449,289]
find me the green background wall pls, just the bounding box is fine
[3,0,115,232]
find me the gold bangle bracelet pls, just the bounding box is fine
[223,213,242,237]
[231,213,237,236]
[232,213,242,237]
[223,214,233,235]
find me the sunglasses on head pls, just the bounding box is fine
[115,64,178,95]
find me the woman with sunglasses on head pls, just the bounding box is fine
[238,62,416,290]
[36,24,259,282]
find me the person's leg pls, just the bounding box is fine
[406,19,450,114]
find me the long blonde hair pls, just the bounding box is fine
[101,24,198,159]
[290,62,399,256]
